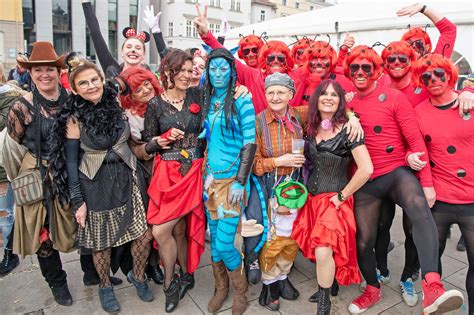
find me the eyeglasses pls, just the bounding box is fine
[242,47,259,56]
[421,68,446,83]
[267,54,286,63]
[349,63,373,74]
[408,39,424,49]
[77,76,102,90]
[386,54,409,64]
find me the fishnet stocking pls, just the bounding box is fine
[93,248,111,288]
[131,227,153,281]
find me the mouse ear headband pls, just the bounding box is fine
[123,27,150,43]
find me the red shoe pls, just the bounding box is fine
[421,272,464,314]
[348,284,382,314]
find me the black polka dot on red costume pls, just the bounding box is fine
[447,146,456,154]
[374,126,382,133]
[457,169,466,178]
[430,161,435,168]
[425,135,432,142]
[386,145,394,153]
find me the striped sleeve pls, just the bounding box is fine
[236,95,256,146]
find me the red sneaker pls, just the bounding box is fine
[348,284,382,314]
[421,272,464,314]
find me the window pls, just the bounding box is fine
[186,20,192,37]
[108,0,118,59]
[129,0,138,29]
[52,0,72,55]
[168,22,174,37]
[215,24,221,34]
[23,0,36,52]
[210,0,221,7]
[260,10,266,22]
[282,0,287,5]
[295,2,300,9]
[231,0,241,11]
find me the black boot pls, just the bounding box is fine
[178,272,195,299]
[309,285,321,303]
[0,248,19,276]
[317,287,331,315]
[278,277,299,300]
[146,264,164,285]
[50,282,73,306]
[258,282,280,311]
[164,275,180,313]
[331,280,339,296]
[245,252,261,285]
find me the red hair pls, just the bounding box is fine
[401,28,432,53]
[344,45,384,80]
[237,35,264,60]
[381,41,417,65]
[291,38,314,66]
[119,67,162,117]
[258,40,294,72]
[302,41,338,75]
[412,54,458,89]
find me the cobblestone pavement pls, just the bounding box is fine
[0,208,469,315]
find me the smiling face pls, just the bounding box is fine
[309,57,331,79]
[421,67,450,97]
[122,38,145,66]
[30,66,60,95]
[265,85,293,114]
[192,56,205,81]
[349,57,376,92]
[72,68,104,104]
[317,83,340,115]
[242,45,259,68]
[209,57,231,90]
[170,60,193,91]
[131,80,155,103]
[266,53,287,75]
[385,52,412,79]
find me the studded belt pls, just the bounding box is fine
[160,148,203,161]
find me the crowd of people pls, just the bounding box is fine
[0,1,473,315]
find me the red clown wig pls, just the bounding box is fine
[258,40,294,72]
[291,38,314,66]
[381,41,418,65]
[302,41,338,75]
[344,45,384,81]
[401,28,433,53]
[237,35,264,60]
[119,67,162,117]
[412,54,458,89]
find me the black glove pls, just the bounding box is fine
[235,143,257,186]
[65,139,84,211]
[145,138,160,155]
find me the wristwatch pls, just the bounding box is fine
[337,191,347,202]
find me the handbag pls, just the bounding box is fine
[11,98,45,206]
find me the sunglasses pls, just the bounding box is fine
[408,39,424,49]
[386,54,409,64]
[242,47,259,56]
[349,63,373,74]
[267,54,286,63]
[421,68,446,84]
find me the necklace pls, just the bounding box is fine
[212,93,226,111]
[162,91,186,105]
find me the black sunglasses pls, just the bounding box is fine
[408,39,424,49]
[421,68,446,83]
[267,54,286,63]
[349,63,373,73]
[242,47,259,56]
[387,54,409,64]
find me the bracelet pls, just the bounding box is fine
[420,5,427,13]
[337,191,347,202]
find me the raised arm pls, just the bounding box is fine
[143,5,168,59]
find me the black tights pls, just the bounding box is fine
[354,167,438,287]
[432,201,474,314]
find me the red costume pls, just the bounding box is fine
[237,34,264,69]
[290,37,313,69]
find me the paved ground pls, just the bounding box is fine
[0,208,470,315]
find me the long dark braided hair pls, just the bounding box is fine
[202,48,238,135]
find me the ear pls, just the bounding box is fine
[202,44,212,55]
[229,46,240,56]
[71,89,78,96]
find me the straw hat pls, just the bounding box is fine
[16,42,65,69]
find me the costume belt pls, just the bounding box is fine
[160,148,203,161]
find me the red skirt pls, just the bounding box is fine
[147,156,205,274]
[292,192,361,285]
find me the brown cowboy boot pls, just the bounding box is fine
[208,261,230,312]
[227,265,248,315]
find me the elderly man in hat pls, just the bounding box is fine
[4,42,76,306]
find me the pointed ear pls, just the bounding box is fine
[201,44,212,55]
[229,46,240,56]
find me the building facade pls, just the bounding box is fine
[250,0,277,24]
[268,0,329,17]
[0,0,24,70]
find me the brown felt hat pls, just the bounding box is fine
[16,42,65,69]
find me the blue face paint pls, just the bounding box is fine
[209,57,231,90]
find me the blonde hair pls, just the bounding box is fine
[0,63,6,84]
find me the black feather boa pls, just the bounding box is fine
[48,86,124,206]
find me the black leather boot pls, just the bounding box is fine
[178,272,195,299]
[317,287,331,315]
[278,277,299,300]
[146,264,164,285]
[164,275,180,313]
[0,248,19,276]
[50,282,73,306]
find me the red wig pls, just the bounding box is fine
[302,41,338,75]
[119,67,162,117]
[401,28,432,53]
[412,54,458,89]
[381,41,418,65]
[258,40,294,73]
[237,35,264,60]
[344,45,384,80]
[291,38,314,67]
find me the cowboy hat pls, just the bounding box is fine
[16,42,65,69]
